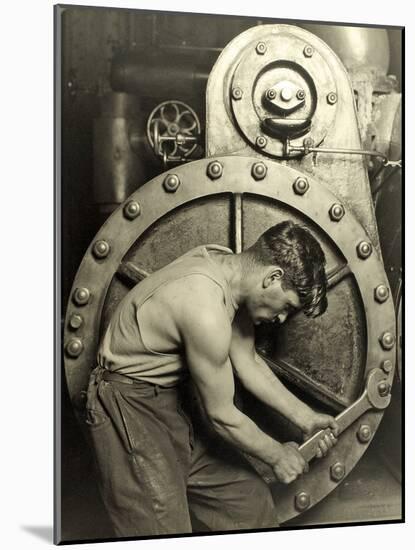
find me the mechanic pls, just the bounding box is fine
[85,220,339,537]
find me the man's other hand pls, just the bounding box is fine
[272,442,309,484]
[302,412,339,458]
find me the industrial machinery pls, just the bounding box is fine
[60,14,402,537]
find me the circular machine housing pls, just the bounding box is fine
[64,156,395,524]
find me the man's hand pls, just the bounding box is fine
[272,442,309,484]
[302,412,339,458]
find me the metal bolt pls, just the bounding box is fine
[266,88,277,100]
[93,239,110,259]
[163,174,181,192]
[356,241,372,259]
[293,177,309,195]
[123,200,141,220]
[256,41,267,55]
[377,381,391,397]
[374,284,389,303]
[329,203,345,222]
[280,87,293,102]
[303,45,314,58]
[251,162,267,181]
[69,313,83,330]
[207,161,223,180]
[66,338,84,358]
[256,136,268,149]
[330,462,346,482]
[357,424,372,443]
[379,331,395,350]
[73,287,90,306]
[381,359,393,373]
[232,87,243,100]
[295,492,311,511]
[297,89,305,100]
[327,92,338,105]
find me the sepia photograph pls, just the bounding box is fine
[55,4,403,544]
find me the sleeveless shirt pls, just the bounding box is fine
[97,244,237,386]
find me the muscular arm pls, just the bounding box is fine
[229,308,338,438]
[176,278,303,474]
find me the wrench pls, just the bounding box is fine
[299,367,392,462]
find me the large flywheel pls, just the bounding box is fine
[64,155,396,523]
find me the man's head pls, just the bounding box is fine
[241,221,327,325]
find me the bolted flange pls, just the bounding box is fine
[206,161,223,180]
[381,359,393,373]
[251,162,267,181]
[377,381,391,397]
[293,177,309,195]
[357,424,372,443]
[379,331,395,350]
[330,462,346,482]
[256,41,267,55]
[72,287,90,306]
[327,92,337,105]
[69,313,83,330]
[163,174,181,192]
[66,337,84,358]
[93,239,110,259]
[123,200,141,220]
[357,241,372,259]
[295,492,311,511]
[374,284,389,303]
[256,136,268,149]
[303,45,314,57]
[329,203,345,222]
[232,87,243,100]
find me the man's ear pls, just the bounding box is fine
[263,267,284,288]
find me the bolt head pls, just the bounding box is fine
[66,338,84,358]
[266,88,277,100]
[163,174,181,192]
[380,331,395,350]
[357,424,372,443]
[293,177,309,195]
[327,92,338,105]
[297,89,305,100]
[232,87,243,100]
[374,284,389,303]
[256,136,267,149]
[207,161,223,180]
[377,381,391,397]
[357,241,372,259]
[329,203,345,222]
[295,492,310,511]
[256,41,267,55]
[303,45,314,58]
[330,462,346,482]
[280,87,294,102]
[251,162,267,181]
[381,359,393,373]
[73,287,90,306]
[69,313,83,330]
[123,200,141,220]
[93,239,110,259]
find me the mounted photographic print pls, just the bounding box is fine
[54,4,403,544]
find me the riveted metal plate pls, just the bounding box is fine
[64,155,395,524]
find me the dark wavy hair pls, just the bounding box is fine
[246,221,328,318]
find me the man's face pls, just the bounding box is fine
[247,268,301,326]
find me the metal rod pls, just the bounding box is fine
[286,144,390,164]
[233,193,243,254]
[327,264,351,289]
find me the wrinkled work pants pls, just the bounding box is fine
[85,366,278,537]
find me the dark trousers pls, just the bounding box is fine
[85,367,279,537]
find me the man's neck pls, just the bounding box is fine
[209,252,255,309]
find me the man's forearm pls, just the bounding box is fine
[208,403,285,466]
[234,354,314,431]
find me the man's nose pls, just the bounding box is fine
[277,312,288,324]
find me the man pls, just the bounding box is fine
[85,220,339,537]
